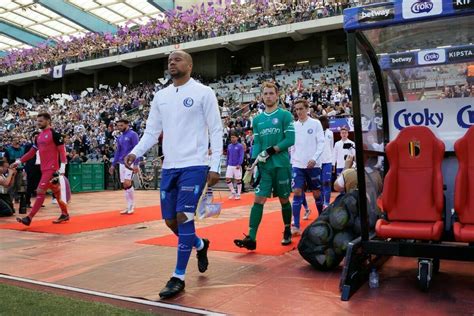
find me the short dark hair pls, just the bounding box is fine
[116,119,129,124]
[37,113,51,120]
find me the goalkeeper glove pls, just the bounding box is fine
[256,146,277,163]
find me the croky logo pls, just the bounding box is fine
[424,52,439,62]
[393,108,444,130]
[411,0,434,13]
[456,104,474,128]
[403,0,442,19]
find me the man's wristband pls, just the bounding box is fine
[265,146,276,156]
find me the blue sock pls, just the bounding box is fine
[323,184,331,206]
[194,236,203,250]
[301,193,308,210]
[173,228,202,249]
[292,194,303,229]
[174,220,196,279]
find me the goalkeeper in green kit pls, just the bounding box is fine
[234,82,295,250]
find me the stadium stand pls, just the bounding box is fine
[0,1,353,76]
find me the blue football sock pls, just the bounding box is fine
[301,193,308,210]
[174,220,196,279]
[292,194,303,229]
[194,236,204,250]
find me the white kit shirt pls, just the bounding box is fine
[131,78,223,172]
[290,117,325,169]
[320,129,334,165]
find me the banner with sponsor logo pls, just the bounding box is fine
[388,97,474,151]
[357,3,395,24]
[328,116,381,133]
[380,44,474,70]
[453,0,474,10]
[344,0,474,31]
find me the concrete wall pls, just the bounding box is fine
[132,59,165,83]
[64,72,94,93]
[191,49,232,79]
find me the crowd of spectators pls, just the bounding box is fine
[0,1,356,76]
[0,83,156,167]
[438,84,473,99]
[0,63,353,185]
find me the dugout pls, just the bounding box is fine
[339,0,474,300]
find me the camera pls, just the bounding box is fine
[343,143,354,149]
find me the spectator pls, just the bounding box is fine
[0,160,17,217]
[4,137,25,203]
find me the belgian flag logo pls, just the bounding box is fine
[408,140,421,158]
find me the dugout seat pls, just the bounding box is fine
[376,126,445,240]
[453,126,474,242]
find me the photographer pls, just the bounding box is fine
[332,126,355,176]
[0,160,17,217]
[4,138,25,203]
[333,151,383,228]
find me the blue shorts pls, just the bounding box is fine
[292,167,321,191]
[160,166,208,220]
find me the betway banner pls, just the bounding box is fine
[388,97,474,151]
[380,44,474,70]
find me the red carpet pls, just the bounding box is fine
[137,210,317,256]
[0,193,258,235]
[0,205,162,234]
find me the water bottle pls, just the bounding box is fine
[369,268,379,289]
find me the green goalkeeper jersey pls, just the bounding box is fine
[251,108,295,169]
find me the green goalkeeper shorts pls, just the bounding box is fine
[254,166,292,198]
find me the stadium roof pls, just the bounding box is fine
[0,0,173,54]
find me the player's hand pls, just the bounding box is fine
[256,150,270,163]
[10,159,21,169]
[133,166,139,174]
[108,166,115,175]
[207,171,220,187]
[8,167,17,175]
[307,159,316,169]
[236,165,241,170]
[124,154,136,170]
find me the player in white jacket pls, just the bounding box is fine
[125,51,223,299]
[290,100,325,235]
[318,116,334,208]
